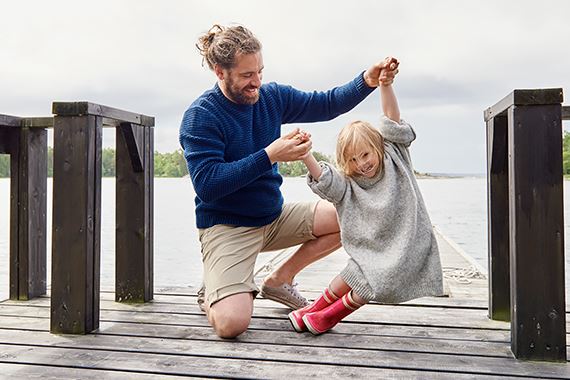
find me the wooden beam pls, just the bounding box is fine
[115,124,153,302]
[51,115,102,334]
[562,106,570,120]
[484,88,563,121]
[119,123,144,172]
[508,104,566,361]
[52,102,155,127]
[486,115,510,322]
[0,115,21,127]
[16,127,47,300]
[20,117,54,129]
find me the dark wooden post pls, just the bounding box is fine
[485,114,510,321]
[50,102,154,334]
[484,89,566,361]
[51,113,102,334]
[115,122,154,302]
[0,115,49,301]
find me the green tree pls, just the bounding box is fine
[278,151,333,177]
[0,154,9,177]
[102,148,116,177]
[564,131,570,175]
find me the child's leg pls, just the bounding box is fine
[328,274,351,298]
[288,274,345,332]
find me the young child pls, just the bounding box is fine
[289,58,444,335]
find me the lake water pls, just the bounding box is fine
[0,176,568,300]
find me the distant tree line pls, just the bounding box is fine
[0,148,333,178]
[564,131,570,175]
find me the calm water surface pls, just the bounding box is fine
[0,176,568,300]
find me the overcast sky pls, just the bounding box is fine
[2,0,569,174]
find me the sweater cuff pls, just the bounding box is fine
[356,71,377,95]
[253,149,273,173]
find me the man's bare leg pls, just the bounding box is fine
[263,200,341,287]
[205,292,254,338]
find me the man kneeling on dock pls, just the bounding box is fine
[179,24,396,338]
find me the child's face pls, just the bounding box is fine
[348,144,380,178]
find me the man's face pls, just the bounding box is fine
[217,52,264,105]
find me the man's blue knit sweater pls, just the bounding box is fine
[179,72,374,229]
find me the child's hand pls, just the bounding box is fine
[293,129,311,144]
[379,57,399,86]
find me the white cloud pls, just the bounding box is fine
[1,0,569,173]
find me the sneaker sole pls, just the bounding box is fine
[259,290,304,310]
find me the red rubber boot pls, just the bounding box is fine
[288,287,339,332]
[302,291,363,335]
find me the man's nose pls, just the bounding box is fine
[251,73,262,87]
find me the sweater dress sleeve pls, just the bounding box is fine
[378,116,416,146]
[306,162,348,204]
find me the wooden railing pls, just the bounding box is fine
[50,102,155,334]
[0,115,51,300]
[0,102,155,334]
[484,88,566,361]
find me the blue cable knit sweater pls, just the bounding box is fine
[179,73,374,228]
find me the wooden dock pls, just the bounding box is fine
[0,230,568,379]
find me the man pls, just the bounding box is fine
[179,24,397,338]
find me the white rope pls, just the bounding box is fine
[442,266,486,284]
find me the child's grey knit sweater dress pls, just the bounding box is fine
[307,116,444,303]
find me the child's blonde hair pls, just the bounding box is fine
[336,120,385,176]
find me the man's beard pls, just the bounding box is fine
[226,77,259,105]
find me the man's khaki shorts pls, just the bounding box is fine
[198,201,318,307]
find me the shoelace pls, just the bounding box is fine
[289,283,305,301]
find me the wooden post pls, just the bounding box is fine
[0,117,47,301]
[484,89,566,361]
[51,115,102,334]
[50,102,154,334]
[486,115,510,321]
[115,122,154,302]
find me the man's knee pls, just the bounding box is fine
[208,292,253,338]
[212,311,251,338]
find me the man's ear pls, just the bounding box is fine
[214,65,224,80]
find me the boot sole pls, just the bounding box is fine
[302,316,324,335]
[288,312,305,333]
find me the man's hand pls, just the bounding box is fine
[364,56,399,88]
[265,128,313,164]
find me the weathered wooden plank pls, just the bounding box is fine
[508,104,566,361]
[16,127,47,299]
[0,114,21,127]
[1,330,569,378]
[115,123,153,302]
[20,117,54,129]
[484,88,563,121]
[0,363,188,380]
[0,323,516,360]
[51,115,102,334]
[0,130,13,154]
[486,114,510,321]
[3,295,515,330]
[52,102,155,127]
[8,129,20,300]
[145,126,154,299]
[0,308,516,343]
[119,123,144,172]
[0,343,506,380]
[563,106,570,120]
